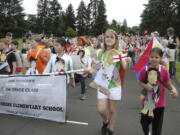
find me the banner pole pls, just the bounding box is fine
[66,120,88,126]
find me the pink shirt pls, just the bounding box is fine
[139,65,170,108]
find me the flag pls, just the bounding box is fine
[144,30,148,35]
[113,54,127,63]
[133,37,162,79]
[37,43,45,49]
[112,53,128,88]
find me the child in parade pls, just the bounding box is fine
[89,29,131,135]
[6,42,17,75]
[27,38,49,74]
[26,56,39,75]
[166,27,180,78]
[0,39,10,74]
[43,38,75,88]
[76,49,92,100]
[138,47,178,135]
[11,40,23,74]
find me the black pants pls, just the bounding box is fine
[75,74,86,94]
[140,108,165,135]
[128,51,135,65]
[169,61,176,78]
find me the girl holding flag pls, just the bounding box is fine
[138,47,178,135]
[89,29,131,135]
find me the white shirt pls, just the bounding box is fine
[43,53,74,81]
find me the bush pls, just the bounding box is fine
[65,27,77,37]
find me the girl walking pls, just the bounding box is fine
[90,29,130,135]
[138,47,178,135]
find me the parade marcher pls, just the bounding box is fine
[27,38,49,74]
[5,32,13,46]
[76,49,92,100]
[90,37,102,78]
[0,39,10,74]
[11,40,23,74]
[89,29,131,135]
[6,42,17,75]
[138,48,178,135]
[21,38,29,69]
[166,27,180,78]
[76,37,92,98]
[43,38,75,88]
[26,56,39,75]
[127,40,135,66]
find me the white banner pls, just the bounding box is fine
[0,75,67,123]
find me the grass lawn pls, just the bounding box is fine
[17,39,23,50]
[176,62,180,82]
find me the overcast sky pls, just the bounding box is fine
[22,0,148,27]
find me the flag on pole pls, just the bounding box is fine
[133,37,162,79]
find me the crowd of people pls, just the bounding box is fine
[0,27,179,135]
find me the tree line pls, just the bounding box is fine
[0,0,135,38]
[1,0,179,38]
[140,0,180,36]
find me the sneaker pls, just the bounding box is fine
[101,122,109,135]
[80,94,86,100]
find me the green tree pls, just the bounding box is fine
[140,0,180,36]
[95,0,107,35]
[109,19,122,34]
[121,19,128,34]
[56,12,66,37]
[127,26,140,35]
[49,0,63,36]
[37,0,50,34]
[88,0,100,34]
[65,4,76,30]
[26,14,38,34]
[0,0,25,38]
[65,27,77,37]
[85,5,92,35]
[76,0,87,35]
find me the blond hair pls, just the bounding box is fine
[103,29,119,51]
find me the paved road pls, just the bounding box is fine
[0,70,180,135]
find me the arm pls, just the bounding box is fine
[164,81,179,98]
[89,81,109,95]
[175,37,180,46]
[68,57,75,88]
[138,81,154,92]
[41,50,49,64]
[12,61,16,74]
[5,65,10,73]
[43,56,52,74]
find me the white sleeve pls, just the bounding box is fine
[43,56,53,74]
[26,69,30,75]
[87,56,92,70]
